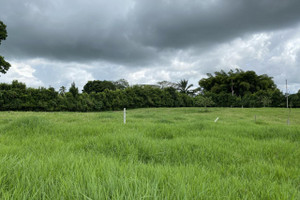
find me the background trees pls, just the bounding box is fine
[0,70,297,111]
[199,69,276,96]
[194,95,214,109]
[0,21,11,74]
[113,79,129,90]
[0,80,195,111]
[83,80,116,94]
[69,82,79,97]
[177,79,194,95]
[198,69,282,107]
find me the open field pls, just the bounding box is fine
[0,108,299,199]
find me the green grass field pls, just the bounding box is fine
[0,108,299,199]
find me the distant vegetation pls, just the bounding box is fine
[0,20,11,74]
[0,80,194,111]
[199,69,288,107]
[0,70,300,111]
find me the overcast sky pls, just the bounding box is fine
[1,0,300,93]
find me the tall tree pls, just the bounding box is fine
[59,86,66,96]
[0,21,11,74]
[83,80,116,94]
[113,79,129,90]
[199,69,276,97]
[177,79,194,95]
[69,82,79,97]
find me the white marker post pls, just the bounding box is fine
[124,108,126,124]
[214,117,219,123]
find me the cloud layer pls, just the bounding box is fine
[1,0,300,92]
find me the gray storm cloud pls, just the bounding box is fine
[1,0,300,65]
[1,0,300,92]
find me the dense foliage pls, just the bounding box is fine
[0,21,11,74]
[199,69,287,107]
[199,69,276,96]
[83,80,116,94]
[0,81,194,111]
[289,92,300,108]
[0,70,299,111]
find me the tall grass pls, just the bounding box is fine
[0,108,299,199]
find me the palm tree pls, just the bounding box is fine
[177,79,194,95]
[59,86,66,96]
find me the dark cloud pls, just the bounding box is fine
[1,0,157,65]
[131,0,300,49]
[1,0,300,93]
[1,0,300,66]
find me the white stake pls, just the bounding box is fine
[214,117,219,123]
[124,108,126,124]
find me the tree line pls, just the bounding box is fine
[198,69,293,108]
[0,80,194,111]
[0,20,11,74]
[0,69,300,112]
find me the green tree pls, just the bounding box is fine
[0,21,11,74]
[59,86,66,96]
[113,79,129,90]
[261,96,272,107]
[69,82,79,98]
[83,80,116,94]
[177,79,194,95]
[199,69,279,107]
[270,89,285,107]
[289,94,300,108]
[195,95,214,110]
[199,69,276,97]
